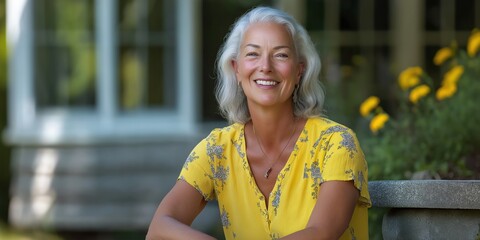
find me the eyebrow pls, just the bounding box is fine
[244,43,291,50]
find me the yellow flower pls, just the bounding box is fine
[436,83,457,101]
[398,66,423,90]
[467,30,480,57]
[406,76,420,89]
[433,47,453,65]
[370,113,389,134]
[442,65,464,86]
[409,84,431,104]
[359,96,380,117]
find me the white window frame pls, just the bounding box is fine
[6,0,201,145]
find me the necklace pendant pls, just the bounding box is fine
[264,168,272,178]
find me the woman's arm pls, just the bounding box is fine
[146,180,217,240]
[280,180,359,240]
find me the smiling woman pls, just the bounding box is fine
[232,22,302,111]
[147,6,370,240]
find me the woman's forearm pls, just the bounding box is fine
[146,215,216,240]
[280,227,337,240]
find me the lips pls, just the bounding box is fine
[255,79,279,86]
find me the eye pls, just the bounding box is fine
[275,53,289,58]
[246,52,259,57]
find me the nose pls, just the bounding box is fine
[260,55,272,72]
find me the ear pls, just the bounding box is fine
[296,62,305,84]
[231,59,238,73]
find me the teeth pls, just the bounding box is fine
[256,80,278,86]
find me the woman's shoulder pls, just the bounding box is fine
[204,122,244,143]
[307,117,355,134]
[307,117,362,154]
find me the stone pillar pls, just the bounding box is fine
[369,180,480,239]
[391,0,425,73]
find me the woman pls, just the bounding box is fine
[146,6,371,240]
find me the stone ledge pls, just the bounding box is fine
[369,180,480,209]
[382,208,480,239]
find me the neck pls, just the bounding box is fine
[249,107,296,148]
[251,110,298,179]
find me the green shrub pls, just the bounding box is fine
[360,30,480,181]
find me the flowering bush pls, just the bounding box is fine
[360,30,480,180]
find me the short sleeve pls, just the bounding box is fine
[178,135,216,201]
[321,129,371,207]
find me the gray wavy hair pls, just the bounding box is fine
[215,6,324,124]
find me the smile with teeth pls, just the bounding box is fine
[255,80,279,86]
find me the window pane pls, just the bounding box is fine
[374,0,389,30]
[306,0,325,31]
[340,0,359,30]
[455,0,475,30]
[34,0,96,109]
[425,0,441,31]
[117,0,176,112]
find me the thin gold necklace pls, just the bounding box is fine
[252,117,297,179]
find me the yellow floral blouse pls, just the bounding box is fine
[179,117,371,240]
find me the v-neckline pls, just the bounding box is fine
[240,118,309,212]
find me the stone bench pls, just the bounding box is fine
[369,180,480,239]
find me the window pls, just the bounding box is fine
[6,0,201,144]
[34,0,97,109]
[117,0,177,112]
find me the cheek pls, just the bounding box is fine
[238,61,257,75]
[277,63,297,77]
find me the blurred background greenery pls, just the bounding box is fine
[358,34,480,239]
[0,0,11,237]
[1,0,479,239]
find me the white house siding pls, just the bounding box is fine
[5,0,217,233]
[9,138,221,231]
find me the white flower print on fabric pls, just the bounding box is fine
[349,227,357,240]
[311,125,349,158]
[315,125,359,166]
[357,170,365,191]
[206,142,225,161]
[203,133,230,193]
[220,205,231,229]
[346,169,366,192]
[304,161,323,199]
[180,176,213,201]
[270,232,280,240]
[232,137,245,159]
[183,151,199,170]
[271,184,282,215]
[338,131,358,159]
[214,165,229,183]
[299,129,309,143]
[271,162,293,216]
[220,204,237,238]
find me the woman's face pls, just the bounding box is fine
[232,22,304,110]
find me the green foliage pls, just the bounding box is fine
[361,39,480,181]
[355,33,480,240]
[0,1,6,89]
[367,207,387,240]
[323,55,376,128]
[0,222,62,240]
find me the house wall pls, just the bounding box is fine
[8,137,221,231]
